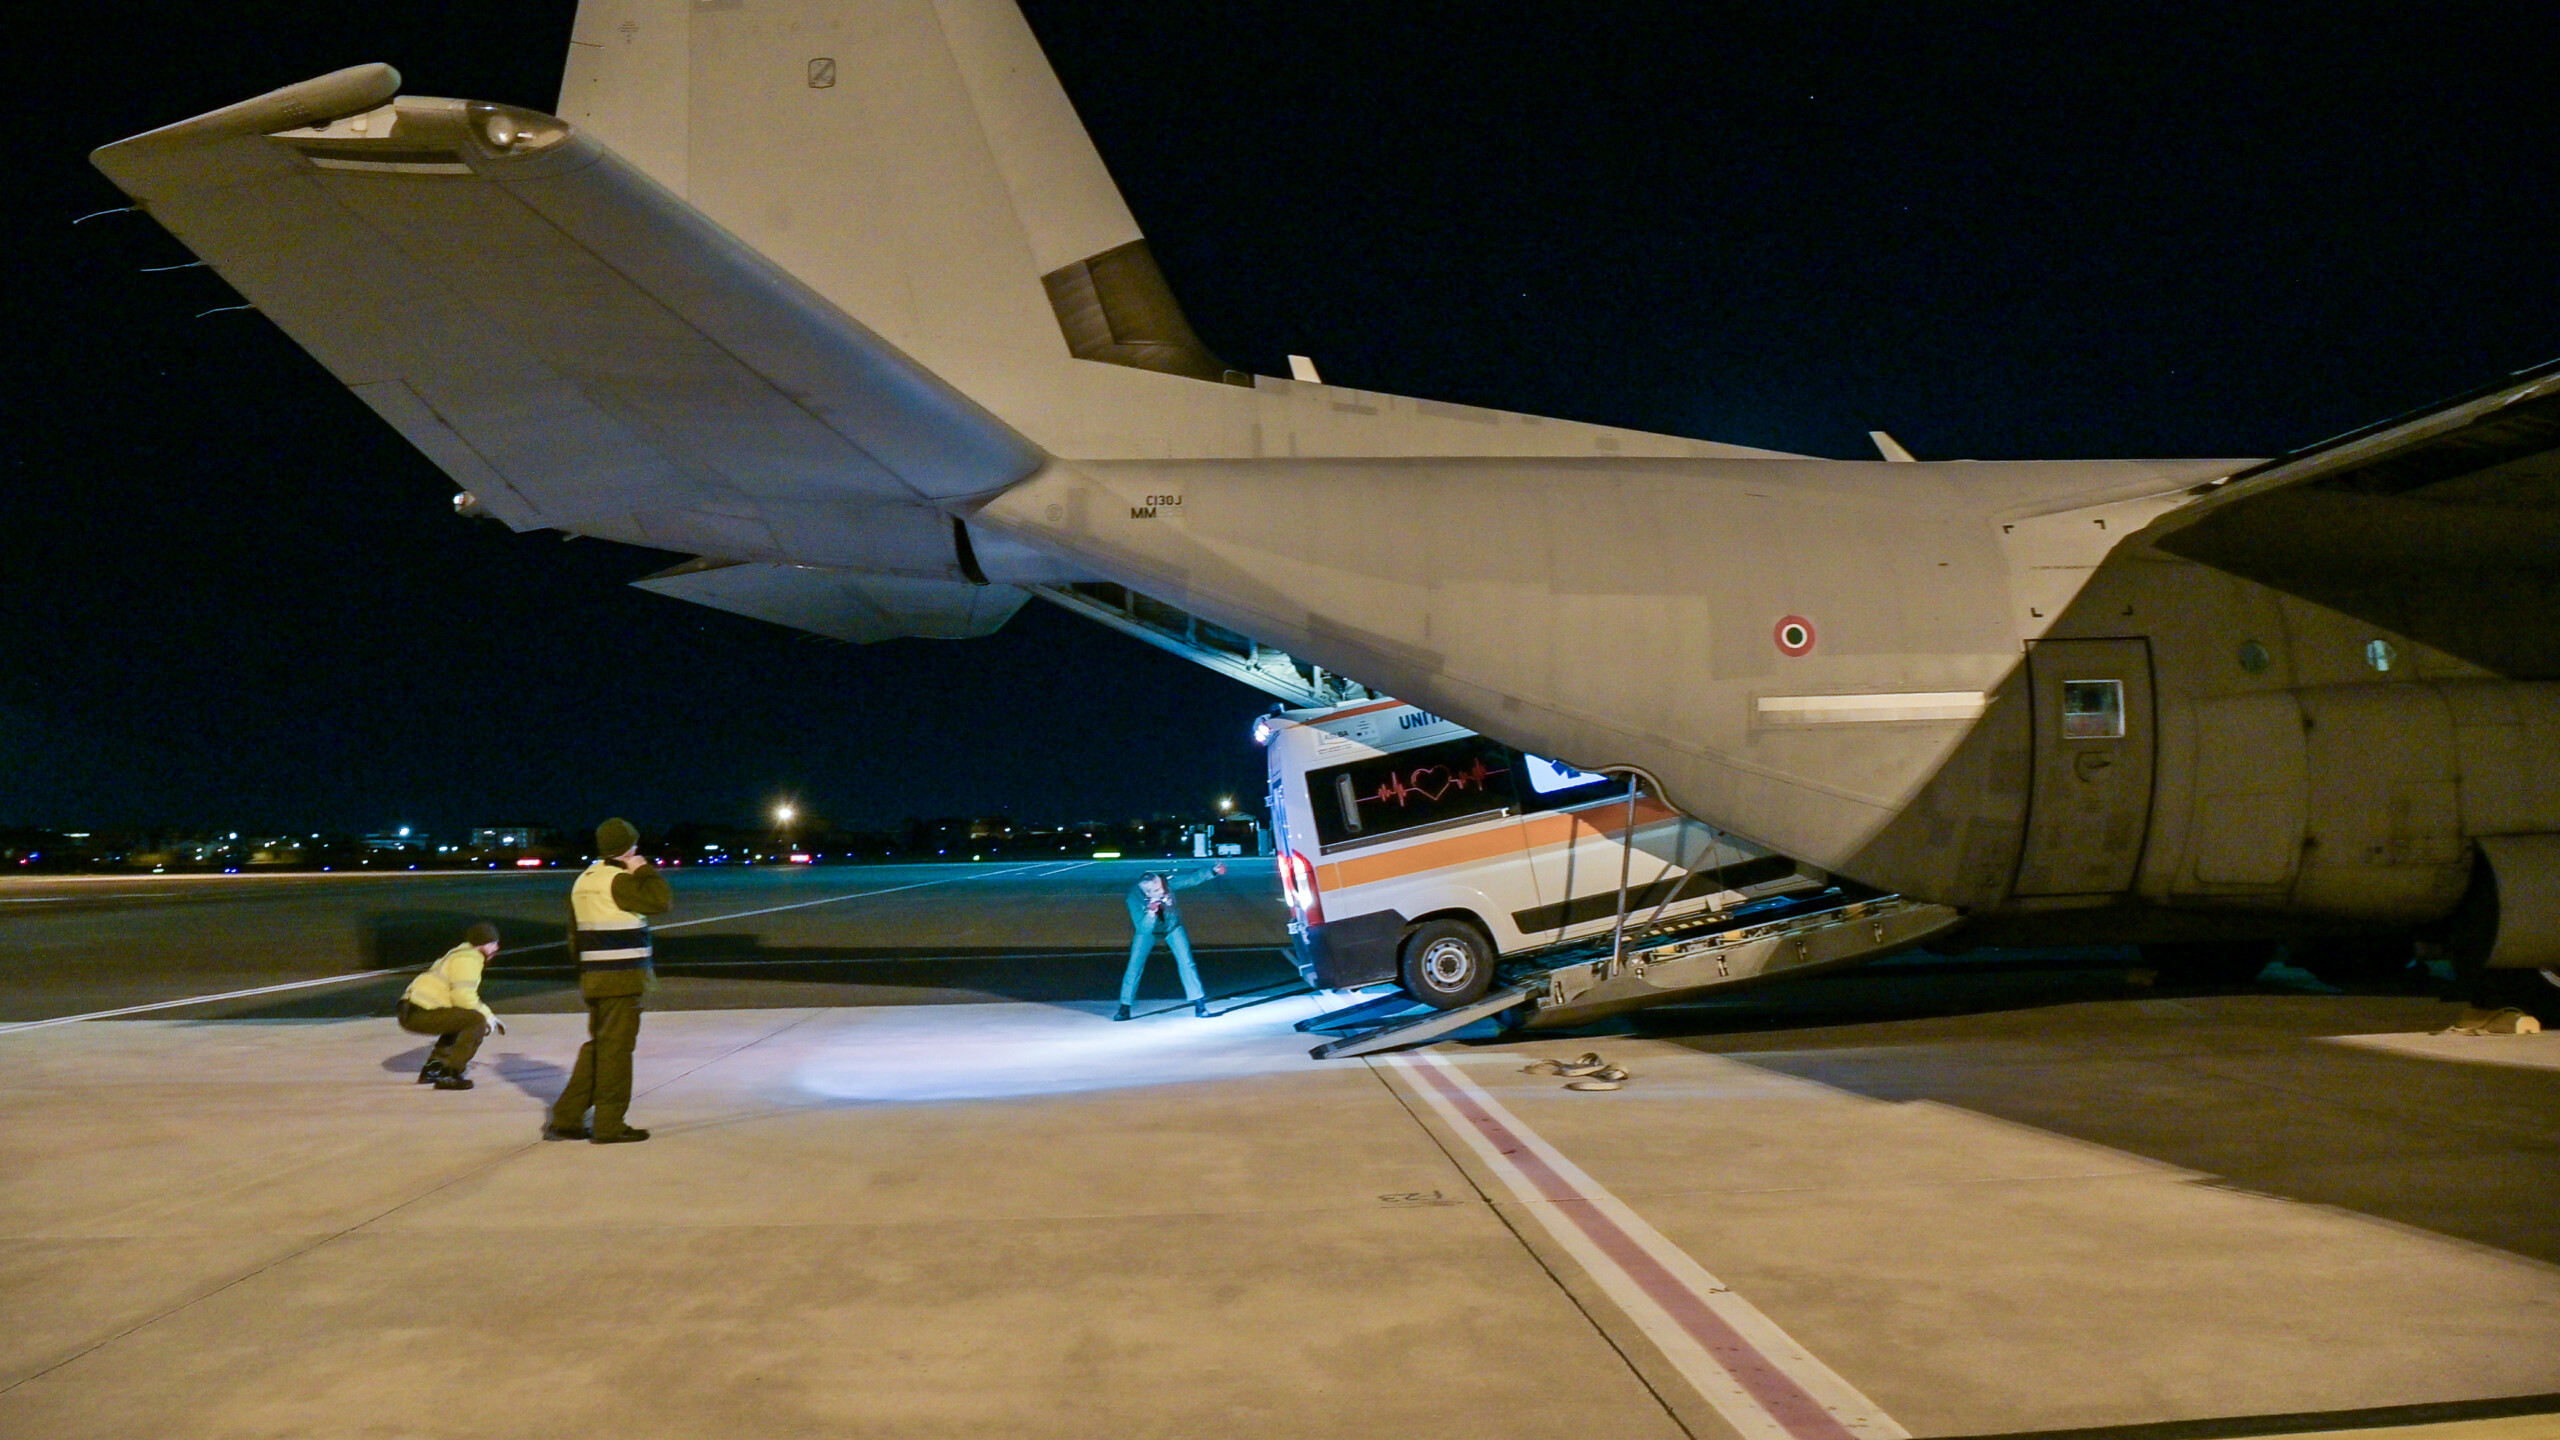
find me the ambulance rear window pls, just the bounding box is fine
[1516,754,1631,811]
[1308,737,1517,847]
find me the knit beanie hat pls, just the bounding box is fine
[464,922,500,947]
[596,817,640,856]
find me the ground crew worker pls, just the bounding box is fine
[545,818,672,1143]
[1114,861,1225,1021]
[399,922,505,1090]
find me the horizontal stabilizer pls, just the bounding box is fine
[91,80,1045,577]
[632,559,1027,644]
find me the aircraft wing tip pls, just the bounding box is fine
[92,62,403,169]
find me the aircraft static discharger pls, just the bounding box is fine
[88,0,2560,1001]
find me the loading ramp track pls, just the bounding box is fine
[1301,891,1963,1058]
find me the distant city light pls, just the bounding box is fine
[1217,797,1234,812]
[396,826,410,837]
[1093,851,1122,859]
[514,857,543,868]
[774,804,797,824]
[789,852,813,864]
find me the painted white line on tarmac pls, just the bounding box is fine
[1390,1051,1905,1440]
[0,864,1058,1035]
[0,969,413,1034]
[3,869,566,887]
[613,945,1285,969]
[491,864,1060,955]
[655,864,1055,931]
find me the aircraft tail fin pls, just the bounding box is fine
[552,0,1797,463]
[558,0,1236,433]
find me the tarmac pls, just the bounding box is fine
[3,859,2557,1439]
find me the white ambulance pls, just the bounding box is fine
[1258,700,1823,1008]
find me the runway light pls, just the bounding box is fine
[514,857,543,868]
[1093,850,1122,859]
[789,852,813,864]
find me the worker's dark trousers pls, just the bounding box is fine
[397,1002,488,1071]
[551,995,643,1136]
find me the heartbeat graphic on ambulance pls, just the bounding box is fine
[1358,757,1511,809]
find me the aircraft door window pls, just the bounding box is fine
[1308,737,1517,847]
[2060,680,2125,740]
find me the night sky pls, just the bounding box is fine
[4,2,2554,836]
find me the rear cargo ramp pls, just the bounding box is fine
[1304,894,1963,1058]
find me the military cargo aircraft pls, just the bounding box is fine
[90,1,2560,1006]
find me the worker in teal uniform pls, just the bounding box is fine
[545,818,673,1143]
[1115,861,1225,1021]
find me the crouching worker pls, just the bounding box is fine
[400,922,505,1090]
[1115,862,1225,1021]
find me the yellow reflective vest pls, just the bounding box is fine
[571,860,656,999]
[402,943,494,1022]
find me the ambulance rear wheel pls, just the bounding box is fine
[1401,920,1494,1009]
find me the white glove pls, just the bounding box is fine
[487,1016,507,1036]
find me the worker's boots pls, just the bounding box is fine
[416,1056,448,1085]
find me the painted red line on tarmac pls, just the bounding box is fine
[1406,1057,1859,1440]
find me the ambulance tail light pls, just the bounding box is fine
[1280,850,1324,926]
